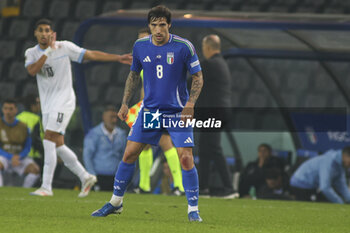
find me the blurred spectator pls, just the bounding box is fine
[290,148,350,204]
[197,34,233,197]
[239,143,285,198]
[257,167,292,200]
[160,162,174,195]
[0,98,40,187]
[17,94,64,183]
[152,160,183,196]
[17,94,44,168]
[83,105,127,191]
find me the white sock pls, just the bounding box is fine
[110,194,123,207]
[56,145,89,183]
[0,171,3,187]
[42,139,57,191]
[188,205,199,214]
[23,173,40,188]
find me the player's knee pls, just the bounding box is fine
[25,163,40,174]
[31,163,40,174]
[44,131,64,145]
[122,142,146,163]
[159,135,173,151]
[44,136,56,144]
[122,150,139,163]
[180,152,194,170]
[56,137,64,147]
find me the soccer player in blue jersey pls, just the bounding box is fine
[91,5,204,222]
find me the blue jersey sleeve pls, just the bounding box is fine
[183,41,201,75]
[0,148,13,160]
[130,43,142,73]
[19,128,32,159]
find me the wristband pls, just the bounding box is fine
[44,47,53,57]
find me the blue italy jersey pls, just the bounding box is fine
[131,34,201,113]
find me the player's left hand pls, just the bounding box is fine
[118,53,133,65]
[11,154,21,167]
[181,102,194,124]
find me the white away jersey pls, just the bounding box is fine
[24,41,86,114]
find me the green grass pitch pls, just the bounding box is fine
[1,187,349,233]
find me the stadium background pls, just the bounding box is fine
[1,0,350,187]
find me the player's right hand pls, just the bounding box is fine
[119,53,133,65]
[118,104,129,121]
[11,154,20,167]
[49,32,57,49]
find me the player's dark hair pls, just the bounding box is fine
[258,143,272,152]
[138,27,151,35]
[342,146,350,156]
[35,18,53,30]
[3,98,17,106]
[148,5,171,24]
[22,94,38,110]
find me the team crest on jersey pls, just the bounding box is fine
[167,52,174,65]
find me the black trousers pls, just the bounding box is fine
[291,186,328,202]
[198,131,233,190]
[96,175,115,191]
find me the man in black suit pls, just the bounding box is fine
[197,35,234,197]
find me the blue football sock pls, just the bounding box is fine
[113,161,136,196]
[182,166,199,207]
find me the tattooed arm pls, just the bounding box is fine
[181,71,204,122]
[188,71,203,106]
[118,71,141,121]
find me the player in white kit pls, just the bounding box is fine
[25,19,132,197]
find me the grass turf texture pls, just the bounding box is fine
[1,187,349,233]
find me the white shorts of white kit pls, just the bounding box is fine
[0,156,35,176]
[42,110,74,135]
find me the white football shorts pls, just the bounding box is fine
[42,110,74,135]
[0,156,36,176]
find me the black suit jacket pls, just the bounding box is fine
[197,53,232,108]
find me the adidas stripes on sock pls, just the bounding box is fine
[182,166,199,211]
[113,161,136,197]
